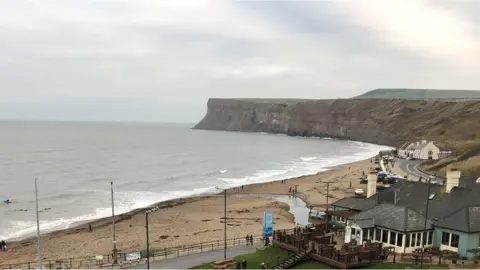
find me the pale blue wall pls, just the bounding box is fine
[434,227,480,259]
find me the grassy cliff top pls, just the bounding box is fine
[234,98,312,104]
[356,88,480,100]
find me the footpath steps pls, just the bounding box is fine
[272,250,308,269]
[212,259,236,269]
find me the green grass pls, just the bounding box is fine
[234,246,290,268]
[363,262,450,269]
[355,88,480,100]
[294,260,331,269]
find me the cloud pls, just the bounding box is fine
[0,0,479,122]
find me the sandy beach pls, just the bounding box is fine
[0,158,375,265]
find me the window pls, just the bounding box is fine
[416,233,421,247]
[428,231,433,245]
[351,228,356,238]
[397,233,404,247]
[412,233,417,246]
[368,228,374,240]
[451,234,459,248]
[382,230,388,243]
[406,234,410,247]
[375,228,381,241]
[441,232,450,245]
[390,232,397,245]
[423,232,427,245]
[363,229,369,240]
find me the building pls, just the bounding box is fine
[399,140,440,160]
[329,168,480,259]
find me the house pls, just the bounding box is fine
[399,140,440,160]
[330,168,480,259]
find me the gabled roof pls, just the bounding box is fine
[434,206,480,233]
[331,197,377,211]
[352,203,429,232]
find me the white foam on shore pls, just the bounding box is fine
[0,186,216,241]
[2,140,392,241]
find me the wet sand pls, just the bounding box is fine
[0,158,375,265]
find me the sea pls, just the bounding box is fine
[0,121,391,241]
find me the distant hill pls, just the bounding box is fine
[355,88,480,100]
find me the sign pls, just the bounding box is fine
[95,255,104,261]
[126,251,141,261]
[263,211,273,237]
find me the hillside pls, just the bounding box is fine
[356,88,480,100]
[194,98,480,177]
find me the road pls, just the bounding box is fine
[395,158,445,183]
[126,244,260,269]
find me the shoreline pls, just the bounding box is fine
[0,156,378,265]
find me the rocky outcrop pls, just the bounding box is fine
[195,98,480,175]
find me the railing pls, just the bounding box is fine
[0,235,264,269]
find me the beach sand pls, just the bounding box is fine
[0,158,375,265]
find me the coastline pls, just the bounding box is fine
[0,157,376,265]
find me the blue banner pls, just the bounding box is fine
[263,211,273,237]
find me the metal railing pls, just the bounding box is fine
[0,235,264,269]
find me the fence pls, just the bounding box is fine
[0,235,264,269]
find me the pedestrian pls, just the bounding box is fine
[260,262,266,269]
[236,261,241,269]
[242,260,247,270]
[295,185,298,193]
[245,235,249,246]
[88,223,92,232]
[288,187,292,193]
[241,185,244,190]
[250,235,254,245]
[0,240,4,251]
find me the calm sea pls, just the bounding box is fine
[0,121,390,240]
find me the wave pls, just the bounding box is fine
[203,170,228,177]
[0,186,217,240]
[300,156,317,161]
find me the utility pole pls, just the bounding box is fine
[326,182,330,211]
[111,182,118,264]
[420,176,432,269]
[146,212,150,270]
[35,178,42,269]
[224,189,227,259]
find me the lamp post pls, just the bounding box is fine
[111,182,118,265]
[145,206,160,270]
[420,175,433,269]
[35,178,42,269]
[215,187,227,259]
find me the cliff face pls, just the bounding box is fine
[195,98,480,175]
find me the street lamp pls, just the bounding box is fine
[145,206,160,270]
[215,187,227,259]
[420,174,434,269]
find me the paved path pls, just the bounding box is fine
[126,245,260,269]
[395,158,445,183]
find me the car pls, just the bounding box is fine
[354,189,364,195]
[359,177,368,184]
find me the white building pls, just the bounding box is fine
[399,140,440,160]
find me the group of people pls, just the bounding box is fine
[0,240,7,251]
[288,185,298,195]
[235,260,248,269]
[245,235,254,245]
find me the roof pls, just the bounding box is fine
[326,210,359,218]
[331,197,377,211]
[352,203,429,232]
[356,219,374,229]
[434,206,480,233]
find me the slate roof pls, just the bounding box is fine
[351,203,429,232]
[331,197,378,211]
[434,206,480,233]
[331,177,480,233]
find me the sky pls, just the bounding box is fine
[1,0,480,123]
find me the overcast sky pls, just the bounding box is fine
[1,1,480,123]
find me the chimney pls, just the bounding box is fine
[367,171,377,198]
[446,168,461,193]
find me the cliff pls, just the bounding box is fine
[195,98,480,176]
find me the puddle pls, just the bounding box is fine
[261,195,320,226]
